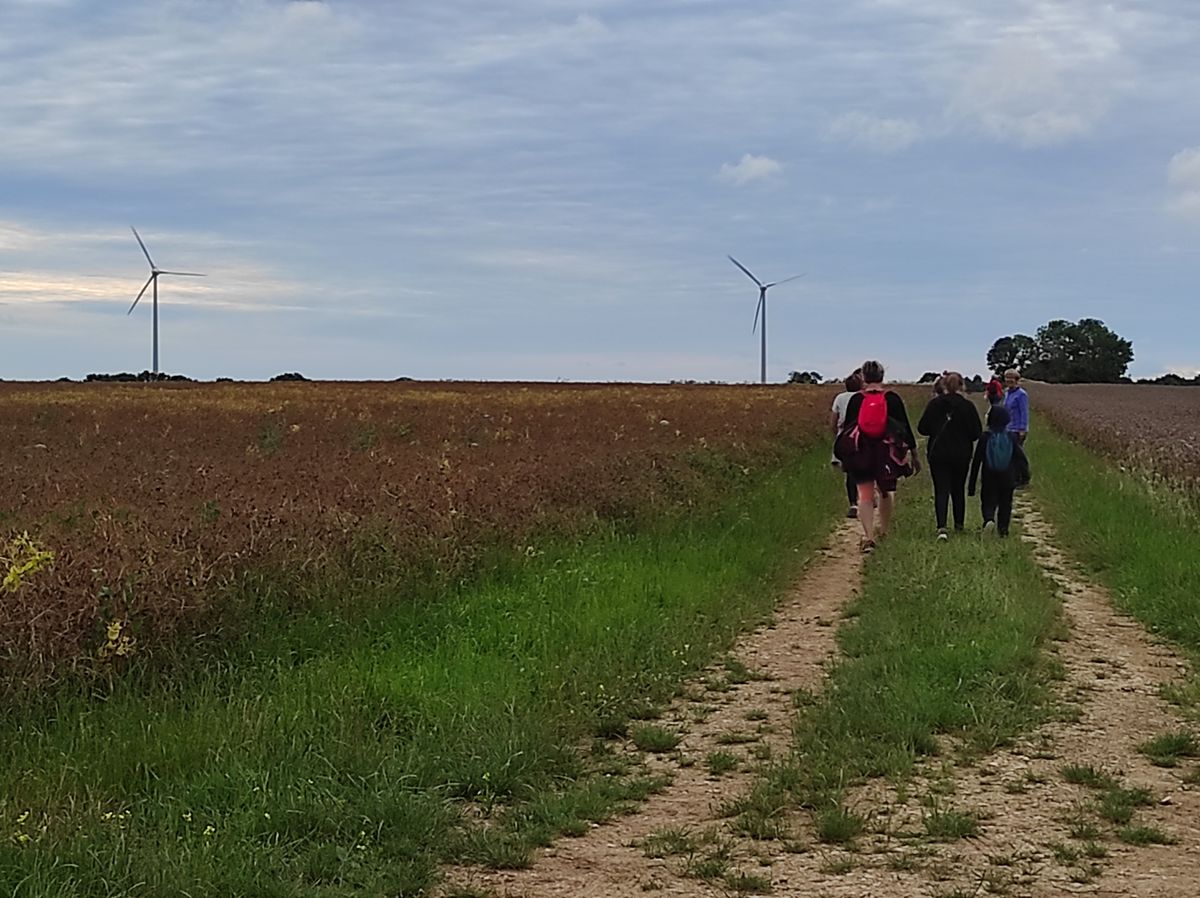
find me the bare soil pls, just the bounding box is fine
[447,499,1200,897]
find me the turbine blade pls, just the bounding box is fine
[131,226,156,269]
[128,275,154,314]
[764,273,805,288]
[752,295,763,334]
[157,270,205,277]
[727,255,763,288]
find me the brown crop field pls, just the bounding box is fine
[1032,383,1200,492]
[0,381,831,688]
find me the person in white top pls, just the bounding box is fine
[830,370,864,518]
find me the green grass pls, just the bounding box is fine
[1117,824,1175,846]
[630,725,681,753]
[1138,730,1200,767]
[0,444,843,897]
[1029,420,1200,660]
[705,750,740,777]
[923,806,980,841]
[736,468,1061,833]
[1061,764,1120,790]
[1096,787,1153,825]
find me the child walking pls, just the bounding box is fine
[968,406,1030,536]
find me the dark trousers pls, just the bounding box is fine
[980,478,1015,536]
[845,472,858,507]
[929,457,969,530]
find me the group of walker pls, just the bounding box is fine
[831,363,1030,553]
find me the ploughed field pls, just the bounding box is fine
[1033,383,1200,492]
[0,381,830,689]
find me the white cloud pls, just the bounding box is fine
[948,39,1112,146]
[827,112,922,152]
[1167,147,1200,218]
[719,154,782,186]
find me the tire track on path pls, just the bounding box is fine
[445,519,865,897]
[776,497,1200,897]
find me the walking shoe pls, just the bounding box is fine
[847,506,858,519]
[860,538,876,554]
[983,520,996,534]
[936,529,949,542]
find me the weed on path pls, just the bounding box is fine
[443,520,865,897]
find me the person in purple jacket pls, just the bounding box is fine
[1003,369,1029,445]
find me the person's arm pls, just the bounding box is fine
[1009,391,1029,434]
[888,392,916,450]
[844,393,862,429]
[830,408,840,438]
[968,436,985,495]
[964,398,983,442]
[916,398,938,437]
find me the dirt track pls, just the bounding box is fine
[448,499,1200,897]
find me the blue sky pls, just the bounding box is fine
[2,0,1198,382]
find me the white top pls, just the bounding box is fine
[832,391,856,429]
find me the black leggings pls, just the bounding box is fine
[845,472,858,506]
[981,479,1015,536]
[929,457,969,530]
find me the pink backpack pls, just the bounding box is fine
[858,391,888,438]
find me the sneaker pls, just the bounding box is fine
[936,529,949,542]
[847,506,858,519]
[983,520,996,534]
[861,538,876,554]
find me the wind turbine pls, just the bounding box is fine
[127,227,204,375]
[727,255,803,384]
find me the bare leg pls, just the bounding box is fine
[857,480,876,544]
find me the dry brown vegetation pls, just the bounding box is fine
[0,381,830,687]
[1033,383,1200,492]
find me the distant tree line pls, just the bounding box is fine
[787,370,822,384]
[84,371,194,382]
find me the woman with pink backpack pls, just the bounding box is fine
[834,360,918,553]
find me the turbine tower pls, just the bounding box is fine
[727,255,803,384]
[127,227,204,375]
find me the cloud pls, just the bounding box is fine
[827,112,922,152]
[719,154,782,186]
[1167,147,1200,218]
[948,39,1112,146]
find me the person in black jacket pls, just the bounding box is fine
[841,360,918,553]
[917,371,982,540]
[968,405,1031,537]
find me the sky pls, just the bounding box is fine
[2,0,1198,383]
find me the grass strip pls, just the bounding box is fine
[0,444,841,897]
[1029,420,1200,659]
[733,470,1061,834]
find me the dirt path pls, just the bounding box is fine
[449,498,1200,897]
[447,519,866,897]
[756,496,1200,898]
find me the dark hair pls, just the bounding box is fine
[987,405,1010,431]
[861,360,884,384]
[844,372,864,392]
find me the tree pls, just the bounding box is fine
[987,319,1132,383]
[987,334,1038,375]
[986,337,1016,375]
[787,370,822,384]
[917,371,940,384]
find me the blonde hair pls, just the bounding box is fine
[1004,368,1020,381]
